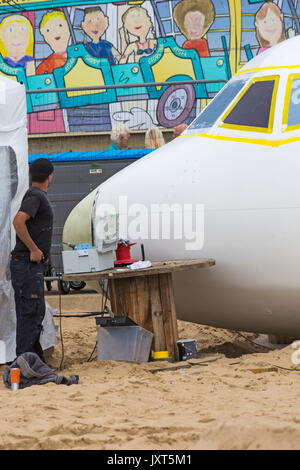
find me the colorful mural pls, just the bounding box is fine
[0,0,298,135]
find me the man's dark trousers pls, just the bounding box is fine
[10,258,45,362]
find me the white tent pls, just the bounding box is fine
[0,75,56,363]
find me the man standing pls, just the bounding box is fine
[10,158,54,362]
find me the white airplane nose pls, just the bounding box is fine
[63,35,300,336]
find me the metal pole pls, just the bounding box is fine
[63,7,77,45]
[26,78,227,94]
[150,0,166,38]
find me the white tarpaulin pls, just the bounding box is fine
[0,76,57,363]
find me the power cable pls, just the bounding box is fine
[52,279,110,364]
[234,331,275,351]
[234,331,300,373]
[87,341,98,363]
[53,311,108,318]
[270,364,300,372]
[87,282,110,362]
[58,281,64,371]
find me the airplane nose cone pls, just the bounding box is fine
[92,136,207,259]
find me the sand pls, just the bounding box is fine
[0,291,300,450]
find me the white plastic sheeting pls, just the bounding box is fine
[0,147,17,362]
[0,76,57,363]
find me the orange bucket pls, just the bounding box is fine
[10,368,20,390]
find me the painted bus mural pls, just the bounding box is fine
[0,0,298,135]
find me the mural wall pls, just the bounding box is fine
[0,0,298,135]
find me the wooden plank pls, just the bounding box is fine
[149,274,166,353]
[63,258,215,282]
[108,278,119,314]
[118,278,132,317]
[109,276,152,332]
[159,273,179,362]
[166,272,179,352]
[135,277,152,332]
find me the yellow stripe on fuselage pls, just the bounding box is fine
[178,133,300,148]
[237,65,300,75]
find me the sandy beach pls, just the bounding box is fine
[0,290,300,450]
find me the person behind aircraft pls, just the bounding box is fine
[255,1,295,55]
[119,6,157,64]
[145,127,165,149]
[173,124,188,139]
[81,7,119,65]
[0,14,35,75]
[173,0,215,58]
[107,124,131,151]
[36,10,70,75]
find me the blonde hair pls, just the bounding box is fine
[145,127,165,149]
[121,6,154,46]
[40,10,67,30]
[0,15,34,57]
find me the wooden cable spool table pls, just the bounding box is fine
[63,258,215,362]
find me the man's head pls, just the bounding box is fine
[29,158,54,186]
[173,123,188,139]
[111,124,130,150]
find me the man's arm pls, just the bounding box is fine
[13,211,43,263]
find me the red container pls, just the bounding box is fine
[115,242,139,266]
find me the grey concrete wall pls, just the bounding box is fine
[28,130,174,155]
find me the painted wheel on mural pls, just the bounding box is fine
[157,84,196,128]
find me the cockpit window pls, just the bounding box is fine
[221,77,279,133]
[283,75,300,132]
[188,78,249,131]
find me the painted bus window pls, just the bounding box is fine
[157,0,185,46]
[222,78,278,132]
[206,0,230,57]
[189,78,248,131]
[284,77,300,130]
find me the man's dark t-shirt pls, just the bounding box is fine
[12,186,53,260]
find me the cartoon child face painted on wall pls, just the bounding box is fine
[123,6,152,43]
[173,0,215,58]
[184,10,205,40]
[0,15,35,75]
[255,2,288,54]
[40,11,70,54]
[81,7,119,65]
[36,11,70,75]
[119,6,157,64]
[81,7,108,44]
